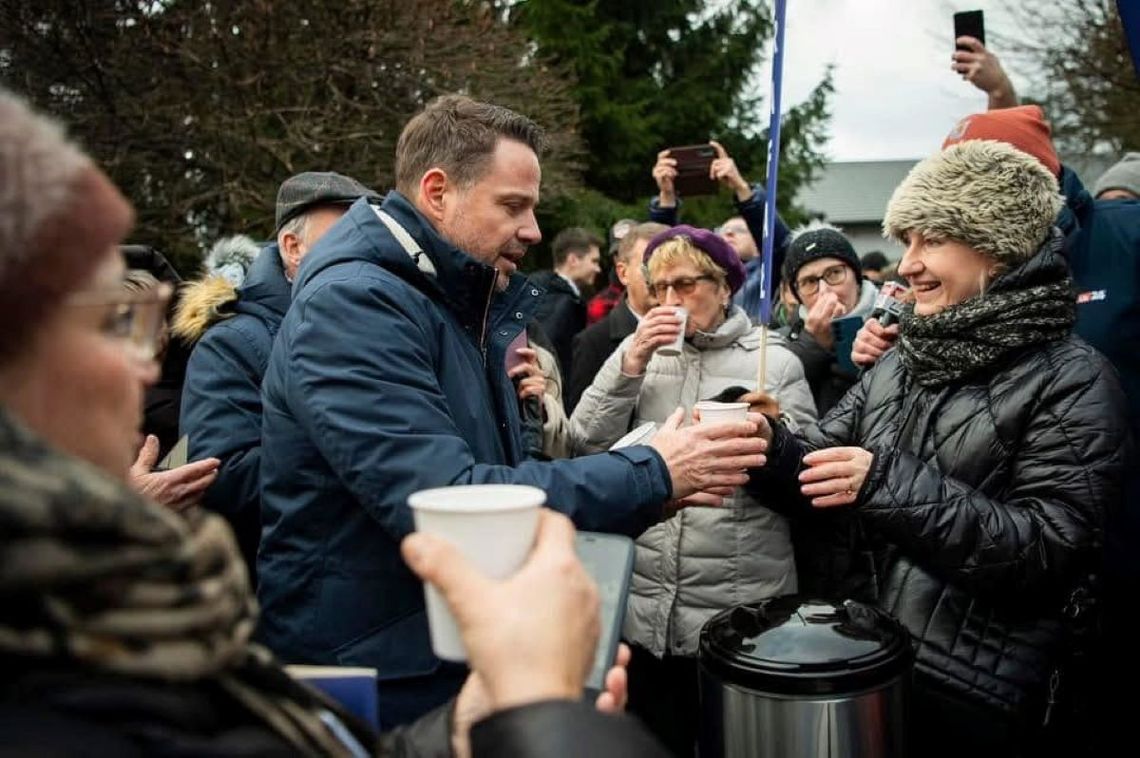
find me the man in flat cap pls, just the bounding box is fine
[176,171,378,580]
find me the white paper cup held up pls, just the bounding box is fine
[656,307,688,357]
[694,400,749,425]
[408,484,545,661]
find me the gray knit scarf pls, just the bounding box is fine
[0,410,363,756]
[897,236,1076,387]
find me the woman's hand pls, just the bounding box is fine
[799,446,874,508]
[851,319,899,368]
[803,291,846,349]
[736,390,780,419]
[129,435,219,512]
[621,306,683,376]
[451,643,633,758]
[508,346,546,402]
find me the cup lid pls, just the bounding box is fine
[699,595,911,696]
[408,484,546,513]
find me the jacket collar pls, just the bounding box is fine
[235,243,291,320]
[689,306,755,351]
[608,298,639,341]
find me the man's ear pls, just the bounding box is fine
[417,168,450,223]
[613,259,630,286]
[279,231,302,277]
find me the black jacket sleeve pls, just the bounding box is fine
[470,700,667,758]
[568,324,608,414]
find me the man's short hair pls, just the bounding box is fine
[552,227,603,267]
[617,222,669,264]
[394,95,545,198]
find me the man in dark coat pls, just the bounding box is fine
[256,95,768,728]
[530,226,602,378]
[567,221,667,412]
[177,172,377,578]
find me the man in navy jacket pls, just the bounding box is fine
[177,173,377,582]
[257,95,767,728]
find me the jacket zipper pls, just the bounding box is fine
[478,273,496,366]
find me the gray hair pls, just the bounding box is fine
[277,212,309,244]
[0,89,91,282]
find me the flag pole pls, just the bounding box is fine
[758,0,788,393]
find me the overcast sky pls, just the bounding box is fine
[766,0,1025,162]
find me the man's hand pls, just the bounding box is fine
[799,447,874,508]
[649,407,768,501]
[621,306,683,376]
[952,37,1018,109]
[736,390,780,418]
[508,346,546,402]
[804,291,846,349]
[402,511,599,712]
[652,149,678,207]
[129,435,219,512]
[450,642,632,758]
[851,319,899,368]
[709,140,752,202]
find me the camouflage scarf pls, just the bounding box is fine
[897,233,1076,388]
[0,411,362,756]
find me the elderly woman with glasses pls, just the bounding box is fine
[749,140,1130,756]
[0,90,659,757]
[778,224,880,416]
[569,225,815,755]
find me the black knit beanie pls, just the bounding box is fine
[784,226,862,301]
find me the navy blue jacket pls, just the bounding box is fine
[648,183,790,320]
[180,244,290,576]
[257,193,671,700]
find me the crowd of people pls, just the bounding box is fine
[1,33,1137,758]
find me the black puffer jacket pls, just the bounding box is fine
[752,248,1130,746]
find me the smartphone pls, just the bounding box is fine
[156,434,189,471]
[953,10,984,50]
[831,316,863,377]
[575,531,635,701]
[504,328,529,375]
[667,144,719,197]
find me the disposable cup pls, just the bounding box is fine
[694,400,749,425]
[408,484,544,661]
[656,307,688,357]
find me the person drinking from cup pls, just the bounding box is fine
[747,140,1130,756]
[569,225,815,755]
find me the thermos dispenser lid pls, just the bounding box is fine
[699,595,912,696]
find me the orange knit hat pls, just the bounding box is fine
[942,105,1061,178]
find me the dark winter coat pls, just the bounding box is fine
[568,296,639,413]
[751,246,1130,752]
[529,269,585,379]
[257,193,672,723]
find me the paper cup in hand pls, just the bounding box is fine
[694,400,749,425]
[408,484,544,661]
[656,307,688,357]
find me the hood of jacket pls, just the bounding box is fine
[1057,163,1094,248]
[172,243,289,343]
[294,192,508,330]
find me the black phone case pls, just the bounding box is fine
[669,144,719,197]
[954,10,985,49]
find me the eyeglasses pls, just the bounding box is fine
[67,282,173,361]
[795,264,849,297]
[648,274,718,300]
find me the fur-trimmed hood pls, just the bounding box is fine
[172,243,290,343]
[883,140,1064,269]
[171,275,238,343]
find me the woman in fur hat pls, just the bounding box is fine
[749,140,1129,756]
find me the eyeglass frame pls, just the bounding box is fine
[794,263,851,297]
[645,273,720,300]
[66,282,173,362]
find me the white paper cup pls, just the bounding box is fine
[408,484,545,661]
[694,400,749,425]
[656,307,688,357]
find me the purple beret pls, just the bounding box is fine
[642,224,747,295]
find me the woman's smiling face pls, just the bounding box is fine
[897,231,996,315]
